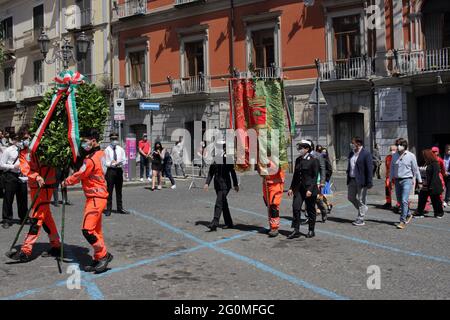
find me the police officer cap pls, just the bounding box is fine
[296,139,312,149]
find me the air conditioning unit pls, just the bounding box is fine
[65,5,81,30]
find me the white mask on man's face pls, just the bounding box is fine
[298,149,307,157]
[397,145,405,152]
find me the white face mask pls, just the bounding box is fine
[397,145,405,152]
[350,143,357,151]
[111,140,119,146]
[23,139,30,148]
[298,149,307,157]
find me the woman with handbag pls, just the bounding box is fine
[413,149,444,219]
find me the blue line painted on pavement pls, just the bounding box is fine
[129,209,348,300]
[198,200,450,265]
[1,222,255,300]
[82,280,104,300]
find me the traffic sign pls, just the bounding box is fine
[139,102,160,111]
[114,98,125,121]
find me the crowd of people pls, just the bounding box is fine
[0,126,447,270]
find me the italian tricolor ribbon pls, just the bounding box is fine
[30,70,84,163]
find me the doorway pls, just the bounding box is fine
[334,113,364,170]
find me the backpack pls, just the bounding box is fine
[325,158,333,181]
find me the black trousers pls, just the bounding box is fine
[213,189,233,226]
[162,165,175,185]
[106,168,123,211]
[445,176,450,203]
[292,188,317,231]
[417,189,443,216]
[2,172,28,222]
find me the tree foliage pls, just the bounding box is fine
[30,83,109,169]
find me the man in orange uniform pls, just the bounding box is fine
[261,161,285,238]
[383,145,399,209]
[9,127,61,262]
[62,129,113,273]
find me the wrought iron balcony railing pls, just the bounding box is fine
[171,74,211,95]
[0,89,16,103]
[21,83,48,100]
[175,0,205,6]
[393,47,450,75]
[115,82,150,99]
[319,56,374,80]
[113,0,147,20]
[236,66,282,79]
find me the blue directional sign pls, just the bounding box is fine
[139,102,160,111]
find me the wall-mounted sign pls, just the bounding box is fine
[114,98,125,121]
[378,87,402,121]
[139,102,160,111]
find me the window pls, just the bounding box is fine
[184,41,204,76]
[251,29,275,69]
[33,5,44,36]
[129,50,146,85]
[333,15,361,60]
[76,0,92,26]
[4,67,14,90]
[1,17,13,49]
[34,60,43,84]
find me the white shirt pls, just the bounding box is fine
[0,145,21,173]
[105,144,127,168]
[349,147,362,178]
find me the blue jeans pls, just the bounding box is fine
[395,178,413,222]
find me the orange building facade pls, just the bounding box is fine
[111,0,450,170]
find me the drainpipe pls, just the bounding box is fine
[369,79,376,153]
[229,0,235,75]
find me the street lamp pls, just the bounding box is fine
[38,30,90,70]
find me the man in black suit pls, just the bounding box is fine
[346,136,373,226]
[203,141,239,231]
[287,140,320,239]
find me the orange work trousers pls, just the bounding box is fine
[82,197,107,261]
[21,188,60,256]
[263,182,283,231]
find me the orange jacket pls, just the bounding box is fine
[19,149,56,189]
[65,148,108,199]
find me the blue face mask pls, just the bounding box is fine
[81,141,92,151]
[111,140,119,146]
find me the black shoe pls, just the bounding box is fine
[94,252,113,273]
[2,221,11,229]
[222,224,234,229]
[84,260,99,272]
[104,210,111,217]
[116,209,130,215]
[322,212,327,223]
[41,247,61,258]
[207,221,218,232]
[287,230,301,239]
[10,251,32,262]
[268,229,279,238]
[381,203,392,209]
[64,201,73,206]
[434,214,444,219]
[306,230,315,238]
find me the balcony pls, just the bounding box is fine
[171,74,211,95]
[393,47,450,75]
[115,82,150,100]
[174,0,206,7]
[237,66,282,79]
[2,37,15,52]
[21,83,48,100]
[113,0,147,20]
[0,89,16,103]
[23,29,41,47]
[319,56,374,81]
[66,9,94,30]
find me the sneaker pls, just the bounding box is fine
[157,185,162,190]
[435,214,444,219]
[94,252,114,273]
[171,185,177,189]
[352,219,365,226]
[268,229,279,238]
[405,214,413,224]
[413,212,425,219]
[396,222,406,229]
[10,251,32,262]
[147,177,152,182]
[140,178,144,182]
[443,202,448,208]
[84,260,99,272]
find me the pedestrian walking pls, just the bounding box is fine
[443,144,450,208]
[261,162,285,238]
[138,133,151,182]
[312,144,329,222]
[151,141,164,190]
[172,138,187,178]
[413,149,444,219]
[287,140,319,239]
[162,147,176,189]
[9,128,61,262]
[383,145,399,209]
[347,136,373,226]
[104,133,129,216]
[0,132,28,229]
[372,143,382,179]
[203,141,239,231]
[0,129,6,199]
[390,138,422,229]
[62,129,113,273]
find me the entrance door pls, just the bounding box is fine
[335,113,364,170]
[185,120,206,161]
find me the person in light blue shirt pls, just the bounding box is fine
[443,144,450,207]
[390,138,422,229]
